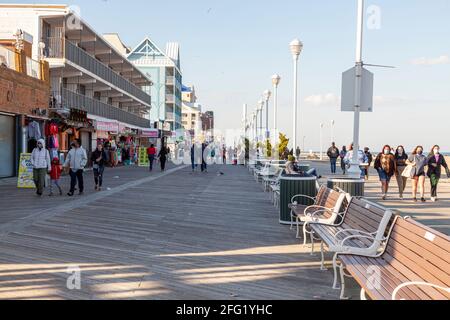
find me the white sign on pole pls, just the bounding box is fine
[341,66,374,112]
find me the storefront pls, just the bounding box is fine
[0,113,16,178]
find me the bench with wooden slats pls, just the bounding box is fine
[336,216,450,300]
[307,197,393,275]
[290,186,349,243]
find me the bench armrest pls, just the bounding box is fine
[339,234,377,247]
[291,194,316,204]
[334,229,376,240]
[392,282,450,300]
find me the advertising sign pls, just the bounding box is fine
[138,147,149,167]
[341,66,374,112]
[17,153,35,189]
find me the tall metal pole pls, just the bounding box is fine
[350,0,365,177]
[273,83,278,138]
[293,57,299,151]
[320,123,324,160]
[259,103,263,143]
[265,99,269,140]
[243,104,247,141]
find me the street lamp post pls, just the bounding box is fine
[263,90,271,140]
[331,120,335,143]
[290,39,303,152]
[271,74,281,140]
[349,0,365,177]
[320,123,324,160]
[258,100,264,143]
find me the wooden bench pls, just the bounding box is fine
[289,185,349,243]
[307,198,394,283]
[336,216,450,300]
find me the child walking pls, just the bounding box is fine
[49,157,63,196]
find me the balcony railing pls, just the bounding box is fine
[165,94,175,103]
[0,45,16,70]
[45,38,151,105]
[56,88,150,128]
[26,57,41,79]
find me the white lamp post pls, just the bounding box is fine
[271,74,281,140]
[331,120,335,143]
[349,0,365,177]
[263,90,271,140]
[320,123,324,160]
[290,39,303,151]
[258,100,264,142]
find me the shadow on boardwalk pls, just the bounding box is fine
[0,165,357,300]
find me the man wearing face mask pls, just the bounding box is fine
[31,138,52,196]
[427,145,449,202]
[374,145,396,200]
[406,146,428,202]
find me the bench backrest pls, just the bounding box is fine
[342,198,393,241]
[314,185,329,207]
[384,217,450,300]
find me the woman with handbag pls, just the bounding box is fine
[406,146,428,202]
[374,145,397,200]
[426,145,449,202]
[394,146,409,199]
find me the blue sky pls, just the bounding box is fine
[6,0,450,151]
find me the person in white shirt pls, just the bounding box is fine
[64,139,87,196]
[31,139,51,196]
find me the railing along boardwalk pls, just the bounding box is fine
[0,165,346,300]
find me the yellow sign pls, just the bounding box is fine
[138,147,149,167]
[17,153,35,189]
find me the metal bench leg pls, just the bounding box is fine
[332,253,340,289]
[339,264,350,300]
[310,231,315,255]
[290,212,294,230]
[360,288,368,300]
[320,241,327,271]
[296,217,301,239]
[302,223,309,246]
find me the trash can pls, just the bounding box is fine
[327,177,365,197]
[279,174,317,225]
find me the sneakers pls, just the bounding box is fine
[421,197,426,203]
[48,192,54,197]
[399,194,404,200]
[382,194,386,200]
[95,185,98,191]
[67,192,74,197]
[431,197,436,202]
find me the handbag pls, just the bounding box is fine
[402,165,413,178]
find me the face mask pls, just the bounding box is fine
[384,150,390,155]
[434,149,440,154]
[418,150,423,155]
[398,149,403,154]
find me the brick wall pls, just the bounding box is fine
[0,66,50,116]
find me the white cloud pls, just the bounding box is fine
[410,55,449,66]
[304,93,340,107]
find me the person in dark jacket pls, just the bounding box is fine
[374,145,397,200]
[394,146,409,199]
[158,146,168,171]
[364,147,373,180]
[326,142,340,174]
[201,143,208,173]
[427,145,449,202]
[91,143,107,191]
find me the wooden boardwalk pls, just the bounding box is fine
[0,165,348,300]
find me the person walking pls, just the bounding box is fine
[374,145,397,200]
[339,146,347,174]
[344,143,368,178]
[222,145,227,164]
[31,139,51,196]
[201,143,208,173]
[91,143,107,191]
[295,146,301,160]
[406,146,428,202]
[394,146,409,199]
[64,139,87,197]
[146,144,157,172]
[326,142,340,174]
[158,145,168,171]
[49,157,63,196]
[427,145,449,202]
[364,147,373,180]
